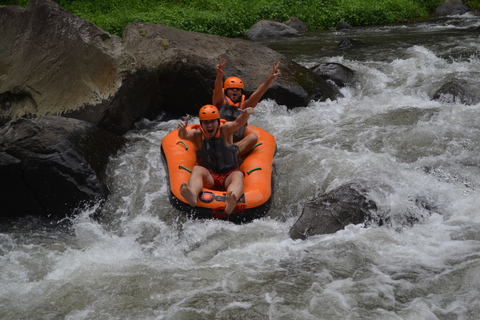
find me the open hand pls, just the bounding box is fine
[239,107,255,115]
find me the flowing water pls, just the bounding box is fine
[2,14,480,319]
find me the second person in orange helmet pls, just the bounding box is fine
[212,56,281,156]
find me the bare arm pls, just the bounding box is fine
[244,61,281,109]
[212,56,226,108]
[224,107,255,134]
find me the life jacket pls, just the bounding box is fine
[219,91,247,143]
[195,120,243,173]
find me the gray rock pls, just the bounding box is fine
[0,116,126,220]
[336,21,353,30]
[246,20,299,41]
[432,79,477,105]
[284,17,308,32]
[311,63,357,87]
[435,0,469,16]
[290,184,377,240]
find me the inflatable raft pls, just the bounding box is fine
[161,125,276,224]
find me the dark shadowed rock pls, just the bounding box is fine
[338,38,365,50]
[123,22,340,116]
[246,20,299,41]
[0,0,158,134]
[311,63,357,87]
[435,0,469,16]
[432,79,477,105]
[336,21,353,30]
[289,184,377,240]
[0,116,126,220]
[284,17,308,32]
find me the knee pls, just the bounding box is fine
[248,133,258,144]
[231,171,245,180]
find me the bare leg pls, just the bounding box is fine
[225,191,238,214]
[180,182,197,207]
[180,166,214,207]
[224,171,245,214]
[236,133,258,157]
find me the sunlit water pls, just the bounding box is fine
[2,14,480,319]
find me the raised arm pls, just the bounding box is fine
[244,61,281,109]
[212,56,227,108]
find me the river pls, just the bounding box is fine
[1,14,480,320]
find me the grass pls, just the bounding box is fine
[1,0,447,37]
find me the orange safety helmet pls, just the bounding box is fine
[224,76,244,90]
[199,105,220,121]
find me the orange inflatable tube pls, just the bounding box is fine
[161,125,276,224]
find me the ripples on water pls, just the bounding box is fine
[2,14,480,319]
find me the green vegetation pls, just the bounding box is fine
[465,0,480,9]
[2,0,447,37]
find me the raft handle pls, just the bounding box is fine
[252,142,262,150]
[177,141,188,150]
[179,165,192,173]
[247,167,262,175]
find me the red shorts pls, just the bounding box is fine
[207,169,242,191]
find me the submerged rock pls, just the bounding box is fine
[311,63,357,87]
[432,79,477,105]
[290,184,377,240]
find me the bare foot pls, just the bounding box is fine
[180,182,197,207]
[225,190,238,214]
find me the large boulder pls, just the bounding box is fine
[0,0,158,135]
[1,1,340,132]
[123,22,340,117]
[434,0,469,16]
[289,184,377,240]
[0,116,126,220]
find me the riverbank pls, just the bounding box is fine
[2,0,462,37]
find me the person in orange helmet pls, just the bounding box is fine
[177,104,255,214]
[212,56,281,156]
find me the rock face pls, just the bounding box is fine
[123,22,340,116]
[0,116,126,220]
[0,0,158,135]
[289,184,377,240]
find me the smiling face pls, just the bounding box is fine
[226,88,242,103]
[200,119,220,138]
